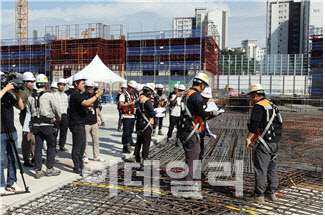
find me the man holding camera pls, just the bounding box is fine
[69,74,104,175]
[1,79,24,195]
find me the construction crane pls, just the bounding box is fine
[15,0,28,39]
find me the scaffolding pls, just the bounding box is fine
[44,23,126,81]
[0,37,46,73]
[126,26,220,88]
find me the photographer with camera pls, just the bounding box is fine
[19,72,36,167]
[27,74,62,179]
[1,80,24,195]
[69,74,104,175]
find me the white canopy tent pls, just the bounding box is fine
[66,55,126,103]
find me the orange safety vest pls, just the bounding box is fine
[139,95,154,125]
[120,92,134,116]
[251,98,272,142]
[157,94,167,108]
[185,89,205,133]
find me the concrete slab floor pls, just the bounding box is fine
[0,103,170,213]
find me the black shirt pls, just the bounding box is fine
[186,88,212,119]
[85,92,98,125]
[136,94,156,123]
[64,89,73,96]
[69,89,87,125]
[1,92,17,133]
[249,97,267,134]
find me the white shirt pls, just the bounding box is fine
[119,92,135,119]
[170,94,182,117]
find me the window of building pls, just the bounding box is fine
[279,10,283,13]
[63,68,71,78]
[284,16,287,19]
[284,10,287,13]
[279,5,283,8]
[284,4,287,7]
[279,16,283,19]
[279,22,282,25]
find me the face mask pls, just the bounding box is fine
[157,90,163,95]
[144,92,151,98]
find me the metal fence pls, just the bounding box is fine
[220,54,308,76]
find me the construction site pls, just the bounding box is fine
[1,0,324,215]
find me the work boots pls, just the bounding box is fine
[248,195,265,204]
[158,130,164,135]
[152,130,156,136]
[266,193,277,201]
[123,146,131,154]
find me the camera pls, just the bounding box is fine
[0,71,25,90]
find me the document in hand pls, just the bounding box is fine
[154,107,166,117]
[204,102,219,112]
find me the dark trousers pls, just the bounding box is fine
[254,142,279,196]
[118,109,123,129]
[32,126,56,170]
[167,116,180,138]
[179,132,201,182]
[153,117,164,130]
[122,118,135,145]
[54,114,68,148]
[134,123,152,160]
[70,124,86,170]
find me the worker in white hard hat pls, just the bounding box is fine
[198,86,216,178]
[246,84,282,204]
[119,80,137,154]
[167,84,185,143]
[53,78,69,152]
[116,83,128,132]
[83,79,106,164]
[0,75,24,195]
[64,79,75,97]
[152,84,167,136]
[168,83,179,102]
[50,81,58,93]
[19,72,36,167]
[133,83,157,163]
[27,74,62,179]
[32,82,38,92]
[175,73,220,199]
[69,74,104,175]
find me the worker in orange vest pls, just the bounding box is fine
[246,84,282,204]
[134,83,156,163]
[118,80,137,154]
[176,73,220,199]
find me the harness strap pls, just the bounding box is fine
[137,99,153,133]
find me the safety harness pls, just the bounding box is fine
[253,99,282,161]
[120,91,134,116]
[180,89,204,145]
[31,91,53,124]
[136,95,154,133]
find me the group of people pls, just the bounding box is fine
[0,72,106,195]
[1,70,281,204]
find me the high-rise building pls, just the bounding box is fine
[267,0,323,55]
[173,7,228,49]
[241,40,258,59]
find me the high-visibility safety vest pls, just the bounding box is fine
[119,92,134,116]
[185,89,205,133]
[157,94,167,108]
[251,98,282,143]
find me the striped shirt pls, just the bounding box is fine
[53,91,69,114]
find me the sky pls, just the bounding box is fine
[1,0,267,48]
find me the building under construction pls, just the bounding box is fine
[126,27,220,88]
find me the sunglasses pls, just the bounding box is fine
[58,83,66,86]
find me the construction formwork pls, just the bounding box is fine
[44,23,126,82]
[0,37,46,73]
[308,27,323,100]
[126,27,220,89]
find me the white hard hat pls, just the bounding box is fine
[178,84,185,91]
[150,83,156,89]
[157,84,164,89]
[201,86,212,99]
[51,81,58,88]
[144,83,155,92]
[128,80,138,89]
[94,83,99,87]
[136,83,143,91]
[35,74,48,83]
[23,72,35,81]
[57,78,66,84]
[85,79,95,87]
[0,71,5,76]
[121,83,127,88]
[193,73,209,85]
[72,73,87,82]
[248,84,265,94]
[67,80,74,89]
[32,82,38,91]
[174,83,179,89]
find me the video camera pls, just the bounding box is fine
[0,71,25,90]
